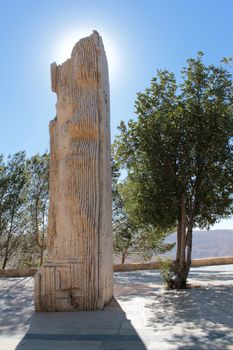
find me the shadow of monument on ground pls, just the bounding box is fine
[15,297,147,350]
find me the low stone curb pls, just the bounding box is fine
[191,256,233,267]
[114,256,233,271]
[0,268,37,277]
[1,256,233,277]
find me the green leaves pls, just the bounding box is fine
[27,152,50,266]
[0,152,50,268]
[114,53,233,231]
[0,152,29,268]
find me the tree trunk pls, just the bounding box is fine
[186,225,193,271]
[121,252,127,264]
[171,192,190,289]
[2,206,15,269]
[2,232,11,269]
[39,209,46,266]
[2,253,8,269]
[39,246,44,266]
[175,217,181,263]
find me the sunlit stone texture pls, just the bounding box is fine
[34,31,113,311]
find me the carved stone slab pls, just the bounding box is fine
[34,31,113,311]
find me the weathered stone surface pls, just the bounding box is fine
[34,31,113,311]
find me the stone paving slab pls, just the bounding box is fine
[1,265,233,349]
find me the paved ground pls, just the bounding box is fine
[0,265,233,350]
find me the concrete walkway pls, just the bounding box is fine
[0,265,233,349]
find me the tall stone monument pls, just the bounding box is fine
[34,31,113,311]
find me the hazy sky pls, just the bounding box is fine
[0,0,232,229]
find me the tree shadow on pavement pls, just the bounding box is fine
[189,267,233,283]
[114,270,163,300]
[145,285,233,349]
[114,267,233,349]
[0,277,34,335]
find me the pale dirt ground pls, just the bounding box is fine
[0,265,233,350]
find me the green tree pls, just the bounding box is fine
[0,152,29,269]
[27,153,50,266]
[112,158,174,263]
[112,157,131,263]
[16,231,41,268]
[114,53,233,287]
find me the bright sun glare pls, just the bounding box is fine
[52,29,119,80]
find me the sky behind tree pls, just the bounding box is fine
[1,0,233,229]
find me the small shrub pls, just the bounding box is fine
[157,257,175,289]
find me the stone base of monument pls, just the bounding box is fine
[34,259,112,312]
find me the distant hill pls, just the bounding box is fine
[165,229,233,259]
[114,229,233,263]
